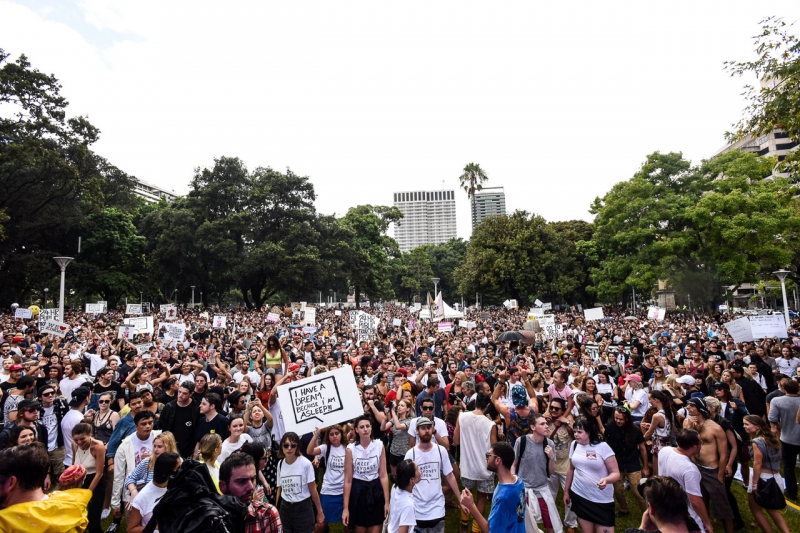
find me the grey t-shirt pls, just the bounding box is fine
[768,395,800,445]
[514,435,554,490]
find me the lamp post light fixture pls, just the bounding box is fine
[53,257,74,322]
[43,288,49,309]
[773,269,792,328]
[173,288,178,305]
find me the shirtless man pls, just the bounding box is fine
[682,398,734,533]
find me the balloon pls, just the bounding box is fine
[28,305,40,317]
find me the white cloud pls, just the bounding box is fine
[2,1,799,239]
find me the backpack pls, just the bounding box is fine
[144,459,247,533]
[516,435,550,477]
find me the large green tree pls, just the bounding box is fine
[421,238,468,303]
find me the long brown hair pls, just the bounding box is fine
[744,414,780,449]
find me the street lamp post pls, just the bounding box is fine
[191,286,196,309]
[173,289,178,306]
[43,288,49,309]
[431,277,440,314]
[773,269,791,328]
[53,257,74,322]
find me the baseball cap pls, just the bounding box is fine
[9,364,23,371]
[713,381,730,390]
[288,363,301,373]
[69,387,91,407]
[427,337,435,343]
[677,375,695,386]
[17,399,42,410]
[416,417,434,428]
[624,374,642,382]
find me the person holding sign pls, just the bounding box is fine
[306,424,348,533]
[275,431,324,533]
[343,415,389,533]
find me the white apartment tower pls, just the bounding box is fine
[471,186,506,228]
[393,190,457,253]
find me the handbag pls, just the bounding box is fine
[753,474,786,510]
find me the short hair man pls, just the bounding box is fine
[658,429,713,533]
[220,452,281,533]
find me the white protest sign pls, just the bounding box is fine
[534,299,543,307]
[656,308,666,321]
[135,342,154,355]
[349,311,359,330]
[163,323,187,342]
[459,320,468,328]
[41,320,69,337]
[15,308,32,319]
[118,325,136,340]
[541,303,552,311]
[577,304,583,312]
[160,305,178,319]
[126,304,142,315]
[98,301,108,313]
[584,307,605,321]
[749,315,788,339]
[392,318,402,327]
[718,304,729,311]
[39,308,59,322]
[279,366,363,435]
[538,315,555,329]
[413,303,421,312]
[303,308,316,327]
[124,316,154,334]
[213,315,227,329]
[266,312,280,323]
[467,321,477,329]
[503,299,512,309]
[528,308,544,317]
[334,310,342,316]
[438,321,453,332]
[85,303,104,314]
[724,317,754,343]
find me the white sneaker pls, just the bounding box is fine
[101,509,110,520]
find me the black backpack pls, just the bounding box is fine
[144,459,248,533]
[516,435,550,477]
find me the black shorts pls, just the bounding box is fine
[569,489,615,527]
[387,452,405,467]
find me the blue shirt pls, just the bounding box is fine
[488,476,526,533]
[106,413,135,458]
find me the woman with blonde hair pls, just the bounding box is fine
[198,432,223,492]
[721,369,744,402]
[124,431,177,508]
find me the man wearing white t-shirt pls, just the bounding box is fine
[404,417,460,533]
[112,410,161,522]
[658,429,713,533]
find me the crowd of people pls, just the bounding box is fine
[1,303,799,533]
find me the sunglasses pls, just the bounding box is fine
[24,408,39,413]
[282,443,297,449]
[98,400,111,404]
[421,406,434,411]
[485,452,497,459]
[549,406,562,411]
[41,391,55,397]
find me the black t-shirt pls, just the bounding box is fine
[172,403,199,458]
[604,421,645,472]
[94,381,125,412]
[157,391,176,405]
[195,412,229,444]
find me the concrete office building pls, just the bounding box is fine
[393,190,457,252]
[471,186,506,228]
[132,178,179,203]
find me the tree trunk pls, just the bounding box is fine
[355,286,361,309]
[240,284,252,309]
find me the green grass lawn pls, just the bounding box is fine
[102,474,800,532]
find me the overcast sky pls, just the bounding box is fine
[2,1,799,240]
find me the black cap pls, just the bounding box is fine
[713,381,730,390]
[69,387,91,407]
[17,399,42,410]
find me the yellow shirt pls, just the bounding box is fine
[0,489,92,533]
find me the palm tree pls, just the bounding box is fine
[458,163,488,230]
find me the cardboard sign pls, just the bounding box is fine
[163,323,187,342]
[749,315,788,339]
[541,303,552,311]
[15,308,33,319]
[135,342,154,355]
[718,304,729,311]
[213,315,227,329]
[141,302,151,311]
[334,310,342,316]
[98,301,108,313]
[392,318,402,327]
[39,308,59,322]
[538,316,562,340]
[278,366,363,435]
[266,312,280,323]
[534,299,543,307]
[349,311,360,331]
[41,320,69,338]
[529,308,544,317]
[438,321,453,332]
[304,308,316,327]
[413,303,421,312]
[724,317,754,343]
[118,325,136,340]
[584,307,605,321]
[124,316,154,334]
[85,303,104,314]
[126,304,142,315]
[160,305,178,319]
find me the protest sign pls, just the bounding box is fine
[98,301,108,313]
[503,299,512,309]
[41,320,69,338]
[459,320,468,328]
[334,310,342,316]
[278,366,363,435]
[163,323,187,342]
[39,308,59,322]
[213,315,227,329]
[124,316,154,334]
[141,302,150,311]
[85,303,104,314]
[14,308,32,319]
[438,322,453,332]
[749,315,788,339]
[136,343,154,355]
[542,303,552,311]
[584,307,604,321]
[392,318,401,327]
[349,311,359,330]
[303,308,316,327]
[718,304,729,311]
[160,305,178,319]
[413,303,421,312]
[529,308,544,318]
[724,317,754,343]
[577,304,583,312]
[118,325,136,340]
[646,306,666,321]
[266,312,280,323]
[126,304,142,315]
[302,326,317,334]
[534,299,543,307]
[408,320,416,329]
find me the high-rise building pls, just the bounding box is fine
[471,186,506,228]
[393,190,457,252]
[132,178,179,203]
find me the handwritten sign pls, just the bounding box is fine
[278,366,363,435]
[392,318,402,327]
[541,303,552,311]
[15,308,32,319]
[334,310,342,316]
[438,321,453,332]
[41,320,69,338]
[749,315,788,339]
[135,342,154,355]
[584,307,605,321]
[303,308,316,327]
[528,308,544,318]
[124,316,154,334]
[213,315,227,329]
[39,308,59,322]
[266,312,280,323]
[85,303,104,314]
[534,299,543,307]
[98,301,108,313]
[163,323,186,342]
[118,325,136,340]
[724,317,754,343]
[125,304,142,315]
[160,305,178,319]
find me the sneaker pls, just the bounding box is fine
[100,509,110,520]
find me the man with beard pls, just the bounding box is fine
[0,443,92,532]
[403,417,460,533]
[159,381,200,458]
